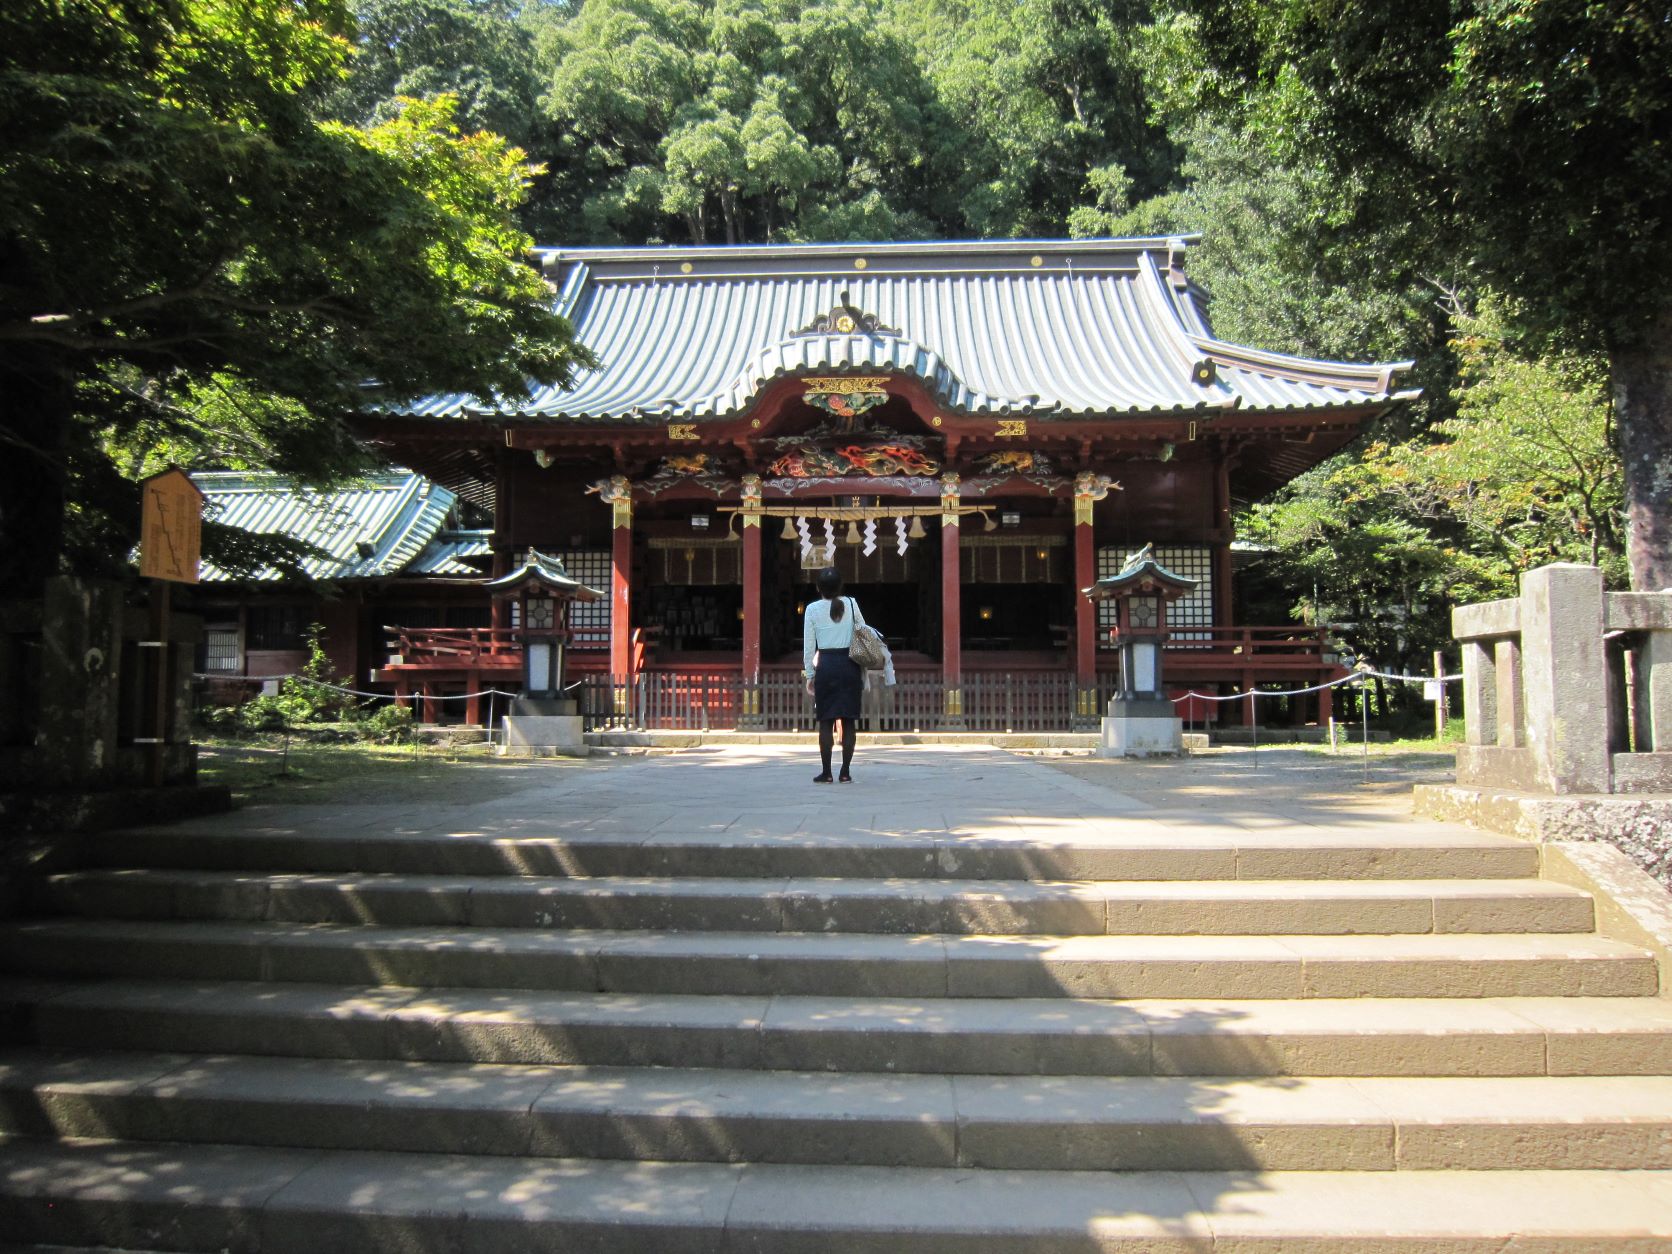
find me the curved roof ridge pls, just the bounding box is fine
[1188,333,1414,394]
[536,236,1201,266]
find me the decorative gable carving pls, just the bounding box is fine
[794,291,900,338]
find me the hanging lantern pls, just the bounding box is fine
[846,520,862,546]
[908,515,926,540]
[780,515,796,541]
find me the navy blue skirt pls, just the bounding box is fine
[813,649,863,722]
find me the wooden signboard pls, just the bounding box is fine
[139,468,204,583]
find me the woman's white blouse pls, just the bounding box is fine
[803,597,866,679]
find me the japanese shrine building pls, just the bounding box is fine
[363,237,1416,730]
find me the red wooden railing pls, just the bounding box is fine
[380,623,1342,731]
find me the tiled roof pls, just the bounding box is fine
[407,529,494,576]
[401,238,1415,424]
[193,471,458,582]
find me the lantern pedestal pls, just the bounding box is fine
[501,712,586,756]
[1100,700,1184,757]
[484,550,605,758]
[1081,546,1196,759]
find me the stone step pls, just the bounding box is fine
[37,869,1598,936]
[89,824,1541,882]
[1,920,1655,999]
[6,1050,1672,1171]
[9,981,1672,1077]
[6,1137,1672,1251]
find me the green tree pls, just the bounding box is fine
[529,0,941,243]
[1362,297,1625,583]
[903,0,1179,237]
[0,1,589,593]
[324,0,547,150]
[1166,0,1672,588]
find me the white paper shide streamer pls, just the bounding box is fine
[861,518,877,556]
[821,518,836,563]
[795,515,812,561]
[895,516,908,556]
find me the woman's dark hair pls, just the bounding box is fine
[816,567,845,621]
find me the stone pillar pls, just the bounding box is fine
[739,476,764,728]
[1073,487,1098,728]
[1520,563,1610,793]
[1494,639,1524,747]
[939,472,963,727]
[1460,639,1499,745]
[1641,630,1672,753]
[35,578,124,789]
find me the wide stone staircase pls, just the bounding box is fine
[4,760,1672,1249]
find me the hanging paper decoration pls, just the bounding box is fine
[895,516,909,556]
[796,515,812,562]
[822,518,836,562]
[861,518,877,556]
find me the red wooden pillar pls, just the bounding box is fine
[491,448,514,632]
[608,483,633,716]
[940,473,964,727]
[1213,455,1235,627]
[739,477,763,727]
[1073,484,1098,727]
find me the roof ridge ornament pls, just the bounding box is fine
[794,291,900,338]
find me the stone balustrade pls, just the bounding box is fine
[1454,563,1672,795]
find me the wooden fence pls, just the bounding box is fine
[575,668,1117,733]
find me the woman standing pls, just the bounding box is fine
[803,566,866,783]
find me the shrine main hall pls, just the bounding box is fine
[365,236,1415,731]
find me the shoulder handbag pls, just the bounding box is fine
[847,601,888,671]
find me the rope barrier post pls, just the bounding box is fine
[1248,688,1258,771]
[1433,649,1448,743]
[1360,674,1371,787]
[1328,716,1338,753]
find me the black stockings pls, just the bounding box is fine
[818,719,857,778]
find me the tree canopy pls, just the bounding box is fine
[2,0,1659,671]
[0,0,589,589]
[1162,0,1672,588]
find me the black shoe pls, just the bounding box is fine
[813,773,834,784]
[838,771,852,783]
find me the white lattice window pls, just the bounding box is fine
[1096,546,1215,648]
[202,625,240,672]
[546,550,611,649]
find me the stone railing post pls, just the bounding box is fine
[1520,563,1610,793]
[1460,640,1497,745]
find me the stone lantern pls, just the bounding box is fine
[486,550,604,752]
[1082,543,1198,756]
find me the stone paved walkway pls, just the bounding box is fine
[184,742,1463,844]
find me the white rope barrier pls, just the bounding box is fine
[194,673,523,702]
[1169,667,1463,705]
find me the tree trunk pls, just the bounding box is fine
[0,351,74,598]
[1613,307,1672,590]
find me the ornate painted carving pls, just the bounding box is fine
[667,423,699,440]
[740,473,762,527]
[976,450,1052,477]
[793,293,899,337]
[940,471,961,528]
[766,441,939,479]
[995,419,1029,438]
[640,454,735,496]
[586,474,634,527]
[799,375,891,429]
[1072,471,1119,526]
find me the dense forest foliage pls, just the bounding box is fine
[7,0,1667,683]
